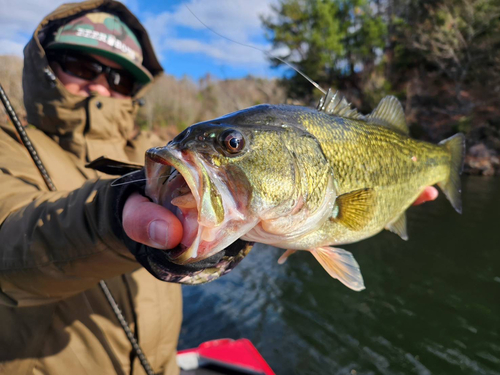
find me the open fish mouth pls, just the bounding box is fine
[157,168,200,259]
[145,147,204,263]
[145,146,257,265]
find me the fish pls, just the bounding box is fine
[144,90,465,290]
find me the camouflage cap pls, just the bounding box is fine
[46,12,153,84]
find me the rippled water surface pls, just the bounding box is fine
[179,176,500,375]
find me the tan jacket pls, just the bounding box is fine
[0,1,182,374]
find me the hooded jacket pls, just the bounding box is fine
[0,1,182,374]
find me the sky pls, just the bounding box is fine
[0,0,288,80]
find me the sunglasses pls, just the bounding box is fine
[47,51,140,96]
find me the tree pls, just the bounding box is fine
[410,0,500,98]
[262,0,387,100]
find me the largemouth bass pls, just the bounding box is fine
[145,91,464,290]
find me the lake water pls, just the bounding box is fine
[179,176,500,375]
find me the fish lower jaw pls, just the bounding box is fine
[167,216,260,265]
[167,237,201,264]
[164,229,223,264]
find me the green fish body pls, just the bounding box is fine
[281,99,461,249]
[145,92,464,290]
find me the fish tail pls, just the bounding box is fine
[438,133,466,213]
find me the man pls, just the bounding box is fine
[0,1,184,374]
[0,1,439,374]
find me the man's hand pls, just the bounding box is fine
[413,186,439,206]
[122,193,183,249]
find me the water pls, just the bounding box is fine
[179,176,500,375]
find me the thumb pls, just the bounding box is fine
[412,186,439,206]
[122,192,183,249]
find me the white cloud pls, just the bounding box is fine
[0,0,69,54]
[167,38,267,65]
[169,0,275,39]
[0,0,68,34]
[1,0,280,73]
[142,0,279,68]
[0,40,25,56]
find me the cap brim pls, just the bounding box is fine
[46,43,153,84]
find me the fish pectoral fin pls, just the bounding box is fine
[310,247,365,291]
[385,212,408,241]
[330,188,376,231]
[367,96,409,135]
[277,249,297,264]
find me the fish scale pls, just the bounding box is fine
[282,107,456,250]
[145,93,464,290]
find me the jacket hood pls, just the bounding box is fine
[22,0,163,161]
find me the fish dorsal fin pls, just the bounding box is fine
[310,246,365,291]
[330,188,376,231]
[317,88,365,120]
[367,96,409,135]
[385,212,408,241]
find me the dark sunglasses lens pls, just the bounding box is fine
[61,57,103,81]
[107,70,137,96]
[51,53,139,96]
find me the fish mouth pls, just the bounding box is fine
[145,146,256,265]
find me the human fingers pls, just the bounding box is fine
[412,186,439,206]
[122,192,183,249]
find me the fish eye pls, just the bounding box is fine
[220,129,245,154]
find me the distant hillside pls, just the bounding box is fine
[136,73,286,135]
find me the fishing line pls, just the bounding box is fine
[110,174,172,187]
[185,5,327,96]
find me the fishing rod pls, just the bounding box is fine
[0,84,56,191]
[0,83,155,375]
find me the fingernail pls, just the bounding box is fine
[148,220,168,248]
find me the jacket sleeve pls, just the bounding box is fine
[0,134,140,307]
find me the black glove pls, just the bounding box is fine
[87,157,254,285]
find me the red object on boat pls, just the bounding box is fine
[177,338,275,375]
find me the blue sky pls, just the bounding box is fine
[0,0,288,80]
